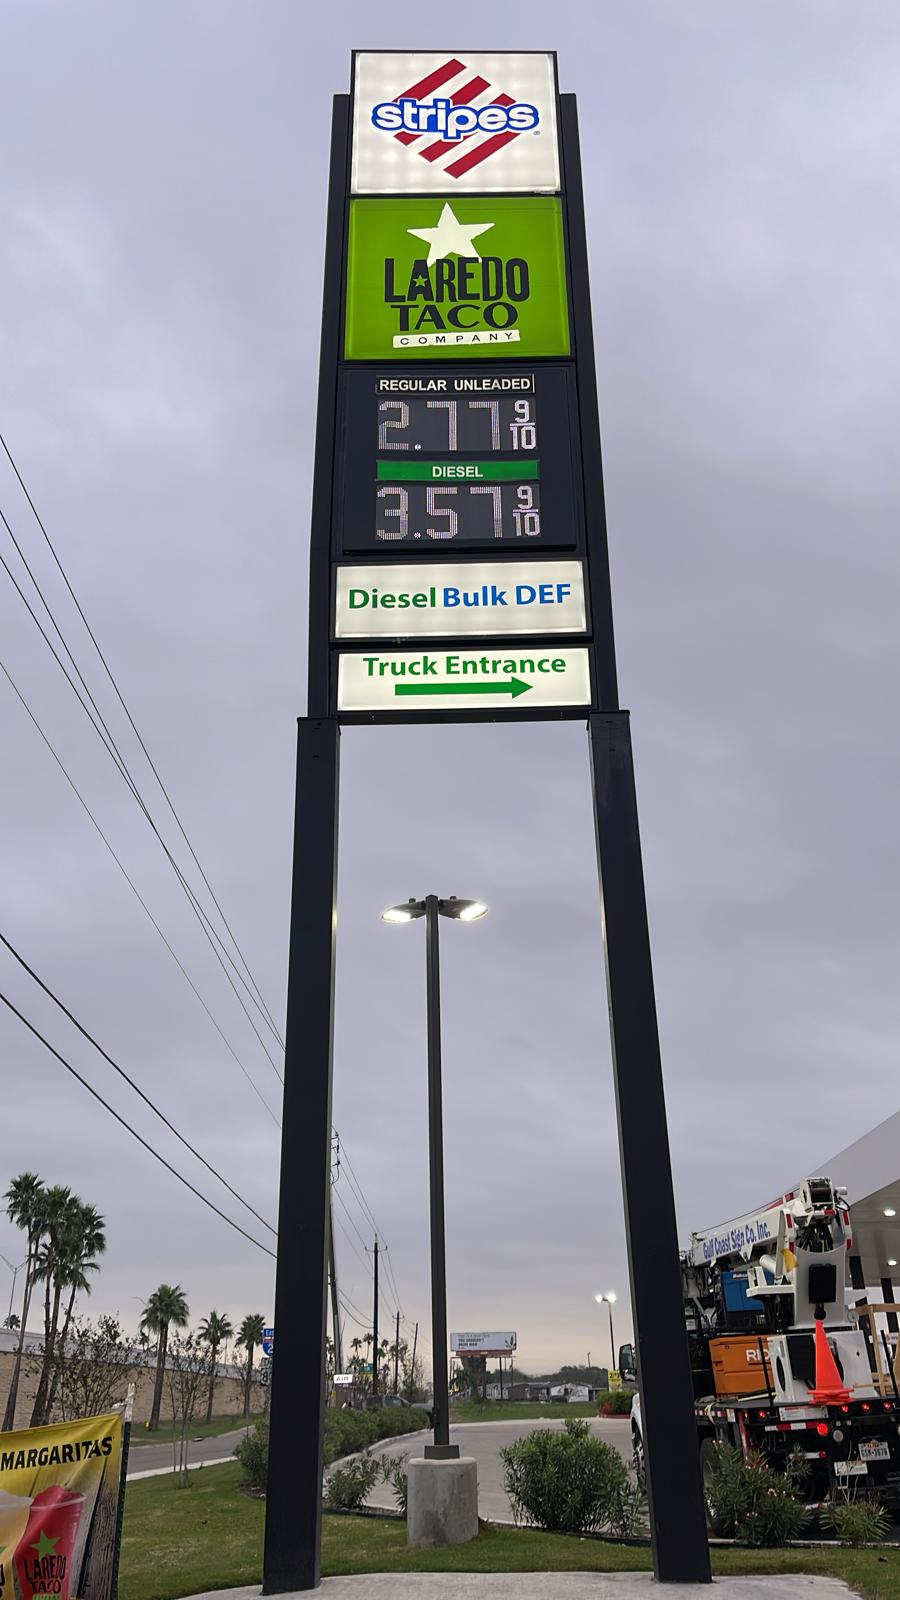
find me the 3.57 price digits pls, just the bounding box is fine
[376,483,541,543]
[378,397,538,454]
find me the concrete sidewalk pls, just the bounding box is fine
[188,1577,853,1598]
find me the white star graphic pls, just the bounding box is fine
[407,203,494,268]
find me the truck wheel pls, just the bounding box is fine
[632,1426,645,1489]
[699,1437,731,1536]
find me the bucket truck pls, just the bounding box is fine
[630,1176,900,1525]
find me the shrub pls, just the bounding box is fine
[235,1406,429,1492]
[324,1405,429,1466]
[703,1444,810,1546]
[380,1452,409,1516]
[323,1453,379,1511]
[821,1494,890,1546]
[234,1417,268,1491]
[597,1390,633,1416]
[500,1417,641,1536]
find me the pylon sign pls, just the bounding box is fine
[330,50,600,725]
[262,50,713,1598]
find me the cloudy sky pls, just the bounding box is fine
[2,1,899,1377]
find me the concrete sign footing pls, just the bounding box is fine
[407,1455,478,1547]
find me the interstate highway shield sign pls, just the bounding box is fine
[344,196,570,361]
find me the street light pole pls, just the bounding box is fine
[595,1292,617,1376]
[383,894,487,1458]
[424,894,457,1460]
[1,1257,25,1327]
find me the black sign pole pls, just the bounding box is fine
[560,95,711,1585]
[262,95,349,1596]
[589,715,710,1582]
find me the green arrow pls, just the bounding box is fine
[395,678,531,700]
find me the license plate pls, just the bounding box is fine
[834,1461,867,1476]
[859,1440,890,1462]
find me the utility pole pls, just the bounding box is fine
[327,1202,342,1375]
[372,1240,379,1400]
[393,1311,400,1396]
[410,1321,418,1403]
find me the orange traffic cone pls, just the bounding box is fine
[809,1317,851,1404]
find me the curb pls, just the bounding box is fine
[128,1454,236,1481]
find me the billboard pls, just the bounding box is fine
[351,51,560,195]
[344,197,570,360]
[450,1331,517,1356]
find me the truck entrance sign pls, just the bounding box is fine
[337,646,591,714]
[263,48,712,1595]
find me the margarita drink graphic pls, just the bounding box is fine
[0,1489,32,1600]
[14,1486,85,1600]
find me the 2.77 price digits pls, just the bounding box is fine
[376,483,541,543]
[378,397,537,454]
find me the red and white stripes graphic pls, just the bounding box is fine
[388,59,529,181]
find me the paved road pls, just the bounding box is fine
[127,1424,252,1478]
[355,1417,634,1523]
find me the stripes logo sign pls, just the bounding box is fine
[351,52,560,195]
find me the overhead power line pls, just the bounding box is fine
[0,989,276,1260]
[0,929,276,1236]
[0,655,280,1127]
[0,428,284,1047]
[0,497,283,1074]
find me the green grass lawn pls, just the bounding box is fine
[119,1462,900,1600]
[129,1415,254,1449]
[448,1400,600,1423]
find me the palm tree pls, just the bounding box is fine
[2,1173,45,1430]
[142,1285,189,1430]
[199,1310,234,1422]
[236,1313,266,1416]
[43,1201,106,1421]
[29,1186,77,1426]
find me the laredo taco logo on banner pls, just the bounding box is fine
[0,1411,125,1600]
[345,196,570,361]
[351,51,560,195]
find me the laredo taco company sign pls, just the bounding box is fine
[351,52,560,195]
[345,197,570,360]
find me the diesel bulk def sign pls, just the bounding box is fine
[264,48,713,1595]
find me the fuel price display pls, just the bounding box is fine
[336,366,582,554]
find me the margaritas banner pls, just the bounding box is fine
[0,1411,126,1600]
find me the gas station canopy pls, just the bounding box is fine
[817,1109,900,1287]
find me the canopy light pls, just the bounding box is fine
[884,1208,897,1218]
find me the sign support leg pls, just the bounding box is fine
[588,712,711,1584]
[263,717,340,1594]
